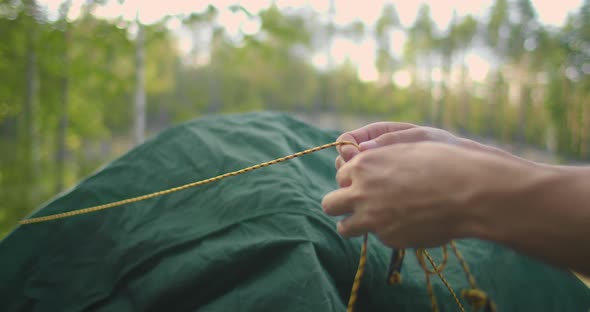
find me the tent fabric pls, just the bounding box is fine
[1,111,588,311]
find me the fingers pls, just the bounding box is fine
[335,161,352,187]
[346,122,417,145]
[322,188,356,216]
[337,122,416,161]
[322,189,370,237]
[336,133,360,162]
[335,155,345,170]
[359,127,429,151]
[337,216,369,237]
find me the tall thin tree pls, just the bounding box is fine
[134,13,146,145]
[56,0,72,192]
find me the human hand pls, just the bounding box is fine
[323,142,532,248]
[336,122,465,170]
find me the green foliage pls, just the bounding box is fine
[375,4,400,80]
[487,0,509,49]
[1,0,590,238]
[408,4,436,53]
[455,15,477,48]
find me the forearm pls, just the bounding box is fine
[472,163,590,275]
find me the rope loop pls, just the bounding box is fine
[416,246,449,275]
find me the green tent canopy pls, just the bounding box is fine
[1,112,588,311]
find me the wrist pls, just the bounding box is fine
[461,155,555,243]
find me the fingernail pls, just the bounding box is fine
[359,140,378,151]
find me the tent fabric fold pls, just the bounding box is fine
[1,111,588,311]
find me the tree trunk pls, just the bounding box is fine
[440,54,453,130]
[425,58,433,125]
[582,96,589,159]
[23,0,39,206]
[56,20,70,192]
[460,57,471,133]
[207,66,221,114]
[207,31,222,114]
[516,63,531,146]
[486,74,497,138]
[134,21,146,145]
[573,89,584,157]
[409,64,426,124]
[561,76,574,155]
[517,83,530,144]
[24,45,35,153]
[0,117,17,140]
[324,0,337,122]
[567,84,578,155]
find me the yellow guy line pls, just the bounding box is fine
[20,141,358,225]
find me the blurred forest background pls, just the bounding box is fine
[1,0,589,238]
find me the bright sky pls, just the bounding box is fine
[40,0,584,83]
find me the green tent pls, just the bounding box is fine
[1,112,588,311]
